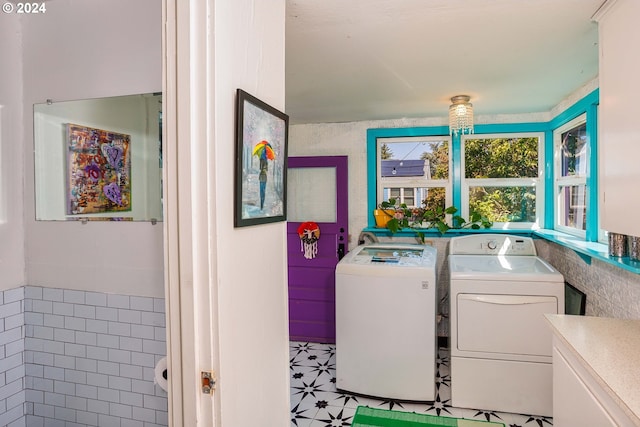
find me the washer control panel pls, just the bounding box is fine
[449,234,536,256]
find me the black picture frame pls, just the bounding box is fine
[234,89,289,227]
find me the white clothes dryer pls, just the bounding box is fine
[448,234,564,416]
[336,243,437,401]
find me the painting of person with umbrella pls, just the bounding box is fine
[253,140,275,210]
[234,89,288,227]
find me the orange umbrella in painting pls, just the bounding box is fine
[253,140,275,210]
[252,140,276,160]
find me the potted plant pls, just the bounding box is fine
[375,198,492,234]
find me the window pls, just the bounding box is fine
[376,136,451,211]
[461,133,544,229]
[554,115,587,237]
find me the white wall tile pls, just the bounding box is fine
[1,302,23,318]
[63,343,86,358]
[75,384,97,400]
[23,287,43,300]
[41,289,63,303]
[76,410,98,426]
[53,355,75,370]
[120,337,143,353]
[73,305,95,320]
[63,370,86,385]
[2,286,167,426]
[4,288,24,304]
[98,413,121,427]
[86,398,109,415]
[52,380,75,396]
[121,417,144,427]
[119,364,142,380]
[34,403,54,419]
[97,361,119,377]
[84,292,107,307]
[63,290,85,305]
[130,297,154,312]
[74,359,97,374]
[130,325,154,340]
[107,295,130,310]
[42,315,64,329]
[130,353,155,368]
[118,309,141,324]
[53,406,75,422]
[132,406,155,423]
[97,387,120,404]
[152,299,164,314]
[65,396,86,412]
[107,376,131,392]
[43,367,64,382]
[119,390,143,408]
[85,319,109,334]
[109,402,132,418]
[108,322,131,337]
[75,331,96,346]
[51,303,73,317]
[85,373,108,389]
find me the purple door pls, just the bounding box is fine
[287,156,348,343]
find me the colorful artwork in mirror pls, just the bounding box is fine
[66,124,132,215]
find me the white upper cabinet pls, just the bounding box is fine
[595,0,640,237]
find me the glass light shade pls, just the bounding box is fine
[449,95,474,136]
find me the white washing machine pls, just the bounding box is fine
[448,234,564,416]
[336,243,437,401]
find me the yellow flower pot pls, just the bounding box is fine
[373,209,395,228]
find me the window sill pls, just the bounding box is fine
[362,226,534,237]
[534,229,640,274]
[363,226,640,274]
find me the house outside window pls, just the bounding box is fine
[554,114,587,238]
[377,136,451,211]
[461,133,544,229]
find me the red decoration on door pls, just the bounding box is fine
[297,221,320,259]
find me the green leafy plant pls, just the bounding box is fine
[377,198,492,234]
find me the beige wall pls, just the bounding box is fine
[21,0,164,297]
[0,13,25,290]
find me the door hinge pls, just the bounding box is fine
[201,371,216,394]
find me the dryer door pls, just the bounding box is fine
[456,293,558,357]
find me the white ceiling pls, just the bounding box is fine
[285,0,604,124]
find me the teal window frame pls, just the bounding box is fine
[367,89,600,239]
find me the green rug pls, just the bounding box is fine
[351,406,505,427]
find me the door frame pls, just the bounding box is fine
[163,0,216,425]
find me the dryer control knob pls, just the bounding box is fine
[487,240,497,250]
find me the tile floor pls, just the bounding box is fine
[290,342,553,427]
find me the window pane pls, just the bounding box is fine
[382,187,445,209]
[560,122,587,177]
[422,188,446,212]
[380,140,448,179]
[288,167,336,222]
[469,186,536,222]
[558,185,587,230]
[465,137,538,178]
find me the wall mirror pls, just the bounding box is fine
[34,93,163,222]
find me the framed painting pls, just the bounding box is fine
[66,123,132,215]
[234,89,289,227]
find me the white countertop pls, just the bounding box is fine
[545,314,640,425]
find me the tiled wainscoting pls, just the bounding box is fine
[0,286,168,427]
[0,287,26,427]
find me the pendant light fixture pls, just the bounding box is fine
[449,95,474,136]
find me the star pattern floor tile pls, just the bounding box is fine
[290,342,553,427]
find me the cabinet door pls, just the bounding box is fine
[552,346,617,427]
[597,0,640,236]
